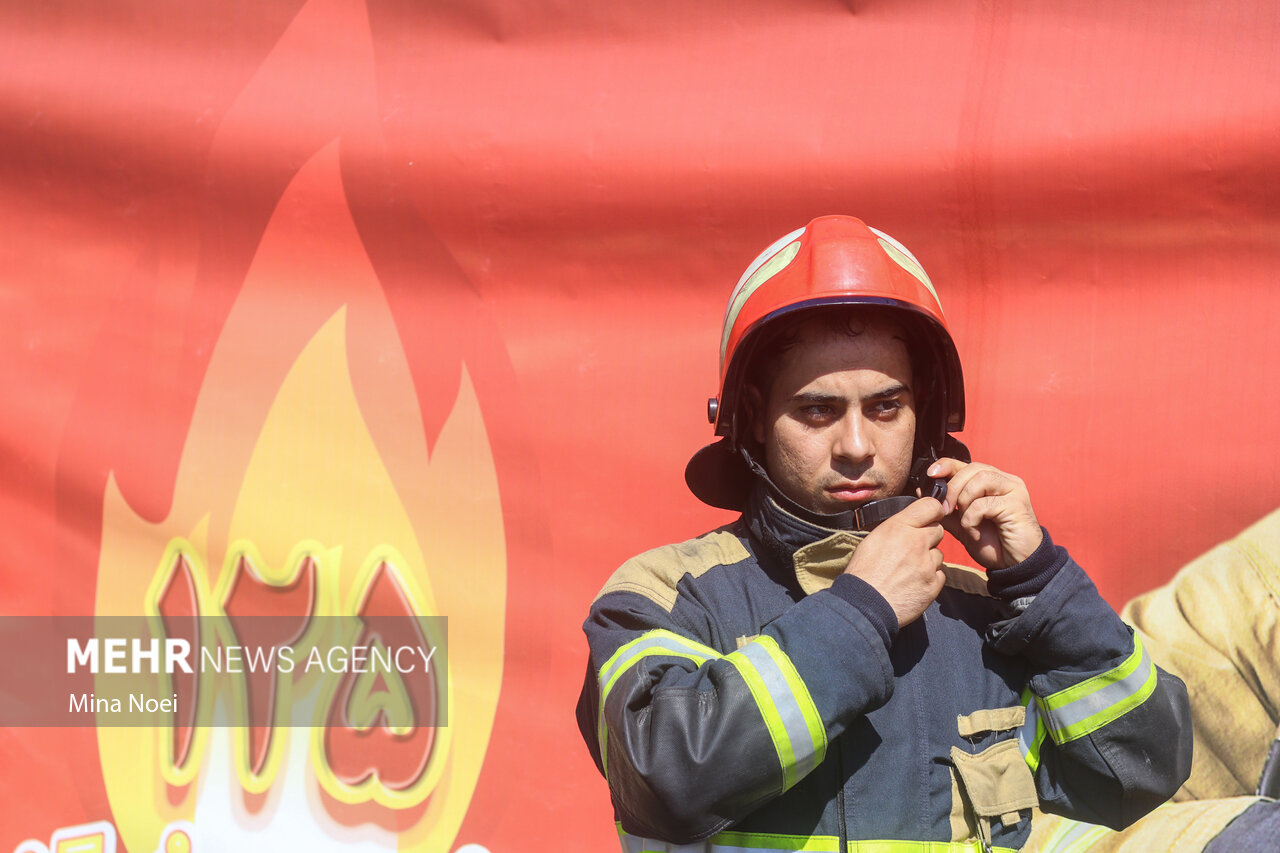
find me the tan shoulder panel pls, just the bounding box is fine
[594,529,750,612]
[942,562,992,597]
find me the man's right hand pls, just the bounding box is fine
[845,497,947,628]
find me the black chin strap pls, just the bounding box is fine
[851,496,918,530]
[740,448,919,533]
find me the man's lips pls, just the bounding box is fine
[825,483,880,502]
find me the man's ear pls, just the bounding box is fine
[745,385,765,445]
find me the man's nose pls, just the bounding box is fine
[832,413,872,463]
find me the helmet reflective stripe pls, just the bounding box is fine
[719,227,807,366]
[870,228,942,315]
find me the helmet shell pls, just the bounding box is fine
[713,215,963,440]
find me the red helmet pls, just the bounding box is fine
[686,215,965,510]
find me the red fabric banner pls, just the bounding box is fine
[3,2,1279,851]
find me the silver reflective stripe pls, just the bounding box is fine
[1042,645,1155,743]
[730,640,823,783]
[620,833,709,852]
[1016,697,1038,756]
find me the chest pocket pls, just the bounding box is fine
[949,706,1039,847]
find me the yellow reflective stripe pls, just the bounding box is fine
[719,229,806,365]
[597,631,827,789]
[711,830,841,852]
[619,827,839,852]
[725,636,827,790]
[618,827,1013,853]
[849,843,1015,853]
[597,630,721,777]
[874,235,941,311]
[1016,687,1047,774]
[1041,633,1145,708]
[1038,634,1157,744]
[1029,817,1114,853]
[600,630,721,701]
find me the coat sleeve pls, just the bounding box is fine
[1020,507,1280,851]
[574,532,896,844]
[1120,506,1280,802]
[986,533,1194,831]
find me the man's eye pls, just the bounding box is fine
[870,399,902,417]
[799,405,835,421]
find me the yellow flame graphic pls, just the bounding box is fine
[95,145,506,852]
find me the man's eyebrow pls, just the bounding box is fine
[788,392,841,405]
[786,384,910,406]
[862,383,911,403]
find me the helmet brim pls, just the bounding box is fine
[684,437,755,511]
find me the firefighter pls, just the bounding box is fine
[576,215,1193,851]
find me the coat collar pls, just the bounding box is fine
[744,480,869,595]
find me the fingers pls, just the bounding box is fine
[854,502,949,627]
[882,498,945,553]
[938,507,967,542]
[926,457,967,480]
[960,494,1009,531]
[929,460,1025,515]
[897,496,947,527]
[947,464,1017,504]
[926,457,1042,570]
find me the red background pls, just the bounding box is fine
[3,1,1280,850]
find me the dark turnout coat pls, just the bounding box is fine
[577,485,1193,852]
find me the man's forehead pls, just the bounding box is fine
[770,323,914,395]
[783,314,912,367]
[789,310,908,344]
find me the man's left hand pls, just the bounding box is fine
[926,458,1043,571]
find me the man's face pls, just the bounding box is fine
[751,318,917,515]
